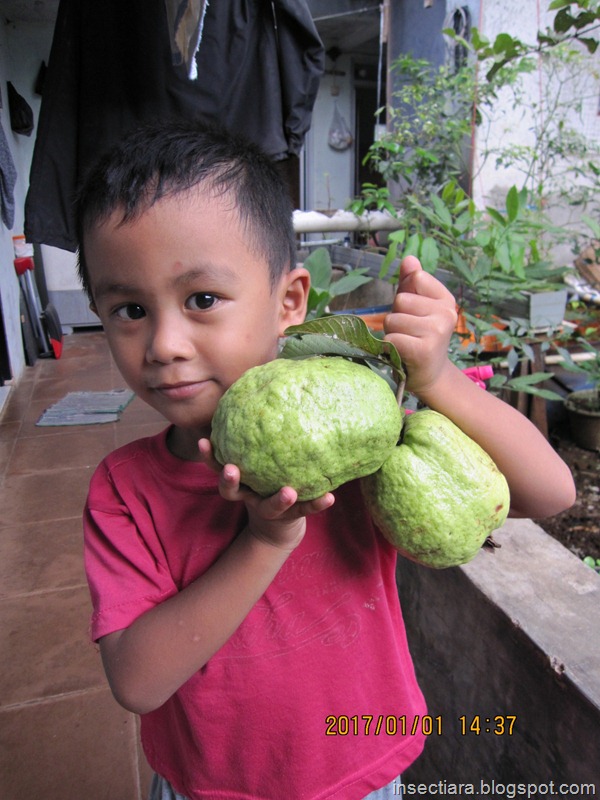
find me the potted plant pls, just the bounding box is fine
[301,246,373,321]
[379,181,570,329]
[555,334,600,450]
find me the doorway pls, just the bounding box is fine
[353,60,386,197]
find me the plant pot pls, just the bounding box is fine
[564,389,600,451]
[491,289,569,329]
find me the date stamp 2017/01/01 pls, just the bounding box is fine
[325,715,517,737]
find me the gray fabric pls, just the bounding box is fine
[149,774,190,800]
[0,120,17,228]
[364,775,402,798]
[148,773,401,799]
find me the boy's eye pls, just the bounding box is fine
[115,303,146,320]
[186,293,218,311]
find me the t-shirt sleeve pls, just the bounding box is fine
[84,459,178,642]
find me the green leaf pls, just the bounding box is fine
[403,233,422,259]
[430,193,454,227]
[303,247,332,291]
[450,251,475,282]
[486,207,507,226]
[554,7,576,32]
[495,240,512,272]
[379,240,400,279]
[519,386,564,400]
[330,270,372,297]
[507,371,553,387]
[282,314,405,390]
[454,210,474,235]
[420,237,440,272]
[582,215,600,238]
[580,37,599,53]
[493,32,519,55]
[306,288,331,320]
[505,185,520,222]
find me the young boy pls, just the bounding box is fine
[77,121,575,800]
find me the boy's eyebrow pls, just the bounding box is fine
[173,265,241,287]
[93,263,241,299]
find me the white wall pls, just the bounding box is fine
[0,17,53,379]
[473,0,600,218]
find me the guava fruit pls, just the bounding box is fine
[361,409,510,569]
[211,356,403,500]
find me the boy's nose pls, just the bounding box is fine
[146,317,196,363]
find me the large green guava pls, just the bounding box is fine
[211,356,403,500]
[361,409,510,568]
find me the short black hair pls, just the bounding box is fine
[76,119,297,299]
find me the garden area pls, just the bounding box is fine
[300,1,600,570]
[540,427,600,560]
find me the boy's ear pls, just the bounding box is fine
[278,266,310,334]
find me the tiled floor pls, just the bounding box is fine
[0,331,167,799]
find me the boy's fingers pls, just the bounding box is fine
[218,464,245,500]
[257,486,299,518]
[398,255,422,285]
[300,492,336,516]
[198,438,224,473]
[396,267,455,305]
[253,488,335,521]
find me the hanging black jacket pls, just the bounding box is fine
[24,0,323,251]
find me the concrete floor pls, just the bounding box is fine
[0,331,166,799]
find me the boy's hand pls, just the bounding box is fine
[198,439,335,552]
[384,256,457,397]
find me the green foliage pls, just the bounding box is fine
[554,335,600,410]
[283,314,405,392]
[449,315,565,402]
[346,184,397,217]
[446,0,600,81]
[483,44,600,240]
[378,180,565,290]
[583,555,600,572]
[363,56,482,202]
[302,247,372,320]
[347,4,600,402]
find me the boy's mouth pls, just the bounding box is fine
[153,380,210,400]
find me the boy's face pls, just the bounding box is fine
[86,188,309,449]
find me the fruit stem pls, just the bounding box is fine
[396,377,406,407]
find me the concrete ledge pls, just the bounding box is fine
[398,518,600,784]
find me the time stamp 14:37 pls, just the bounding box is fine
[324,714,517,737]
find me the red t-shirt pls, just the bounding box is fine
[84,429,426,799]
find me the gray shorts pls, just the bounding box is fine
[148,773,402,799]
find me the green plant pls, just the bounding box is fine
[376,180,566,400]
[554,335,600,410]
[346,183,397,217]
[583,555,600,572]
[366,55,475,197]
[302,247,372,320]
[448,316,564,402]
[448,0,600,82]
[380,181,565,289]
[479,43,600,257]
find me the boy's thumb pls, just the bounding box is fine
[397,255,422,290]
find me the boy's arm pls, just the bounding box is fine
[384,257,576,520]
[99,477,334,716]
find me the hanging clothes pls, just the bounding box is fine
[24,0,324,252]
[0,120,17,228]
[163,0,209,78]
